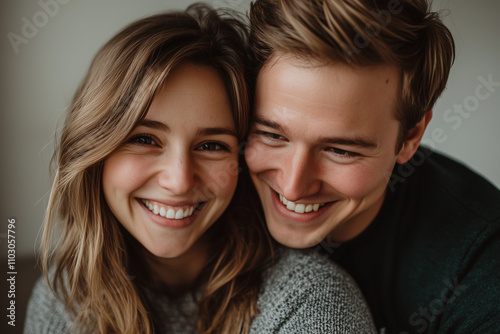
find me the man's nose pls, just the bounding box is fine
[277,146,321,202]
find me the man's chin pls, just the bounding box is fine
[267,223,326,249]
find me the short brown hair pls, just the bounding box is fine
[250,0,455,150]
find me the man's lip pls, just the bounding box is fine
[269,188,336,224]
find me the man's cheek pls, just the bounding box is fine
[329,168,382,200]
[245,141,270,171]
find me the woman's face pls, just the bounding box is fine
[103,64,239,259]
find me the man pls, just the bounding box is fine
[245,0,500,333]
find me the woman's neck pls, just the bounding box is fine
[143,235,211,297]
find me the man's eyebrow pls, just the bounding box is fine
[255,117,376,148]
[320,136,377,149]
[137,119,169,131]
[255,116,376,148]
[254,117,286,132]
[196,127,238,138]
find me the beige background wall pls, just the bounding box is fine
[1,0,499,260]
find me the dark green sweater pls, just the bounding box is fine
[330,146,500,333]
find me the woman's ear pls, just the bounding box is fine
[396,110,433,164]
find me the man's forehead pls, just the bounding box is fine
[255,56,401,120]
[258,53,400,82]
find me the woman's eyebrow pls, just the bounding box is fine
[137,119,169,131]
[196,127,238,137]
[138,119,237,137]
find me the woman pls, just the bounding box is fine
[24,4,376,334]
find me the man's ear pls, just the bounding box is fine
[396,110,433,164]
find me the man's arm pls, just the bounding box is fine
[437,221,500,333]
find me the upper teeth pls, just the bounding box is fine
[142,199,196,219]
[279,194,324,214]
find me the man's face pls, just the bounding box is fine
[245,56,406,248]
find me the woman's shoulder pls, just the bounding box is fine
[260,247,363,294]
[250,247,376,333]
[267,247,350,281]
[24,271,75,334]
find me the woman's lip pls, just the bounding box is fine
[137,199,206,229]
[270,188,336,224]
[138,198,204,207]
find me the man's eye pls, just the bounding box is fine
[196,142,230,152]
[329,147,359,158]
[256,130,285,140]
[129,134,158,146]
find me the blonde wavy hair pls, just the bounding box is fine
[41,4,273,333]
[250,0,455,151]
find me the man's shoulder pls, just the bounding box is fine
[388,146,500,266]
[381,147,500,331]
[395,146,500,221]
[337,147,500,333]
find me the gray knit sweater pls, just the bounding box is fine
[24,248,376,333]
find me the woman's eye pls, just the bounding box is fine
[129,134,158,146]
[196,142,230,152]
